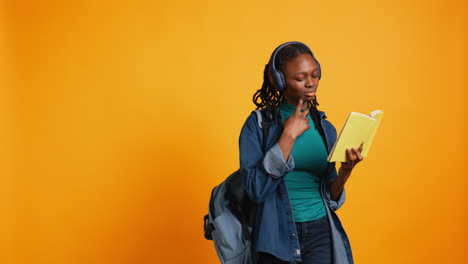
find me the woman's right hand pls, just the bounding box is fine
[282,98,310,140]
[277,98,310,161]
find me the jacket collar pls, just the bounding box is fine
[318,110,327,119]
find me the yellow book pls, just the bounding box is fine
[327,110,384,162]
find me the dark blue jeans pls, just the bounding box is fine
[257,214,332,264]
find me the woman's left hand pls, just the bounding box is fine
[340,143,364,173]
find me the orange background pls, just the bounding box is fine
[1,0,466,263]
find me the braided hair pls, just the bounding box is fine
[252,43,322,128]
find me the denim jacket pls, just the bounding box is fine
[239,108,354,264]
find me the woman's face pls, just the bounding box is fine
[282,53,319,109]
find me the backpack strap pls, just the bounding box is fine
[254,108,273,151]
[254,110,263,129]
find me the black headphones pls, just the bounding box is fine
[268,41,322,92]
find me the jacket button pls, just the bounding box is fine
[290,233,296,238]
[287,211,292,215]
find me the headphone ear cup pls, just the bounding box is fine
[316,60,322,80]
[278,72,286,92]
[270,69,285,92]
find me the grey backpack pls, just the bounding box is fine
[203,109,272,264]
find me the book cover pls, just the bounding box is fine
[327,110,384,162]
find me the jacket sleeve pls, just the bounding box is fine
[321,120,346,211]
[239,112,295,204]
[324,163,346,211]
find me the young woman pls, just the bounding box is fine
[239,41,363,264]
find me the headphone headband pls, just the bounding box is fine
[268,41,321,92]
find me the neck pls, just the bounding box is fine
[283,98,310,110]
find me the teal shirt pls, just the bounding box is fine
[279,100,329,222]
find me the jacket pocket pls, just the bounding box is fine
[211,211,254,263]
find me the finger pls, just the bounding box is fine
[352,147,362,161]
[343,148,353,168]
[301,107,310,118]
[295,98,304,115]
[352,148,359,160]
[356,150,363,161]
[358,142,364,152]
[346,148,353,161]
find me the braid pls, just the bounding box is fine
[308,97,325,137]
[252,64,283,109]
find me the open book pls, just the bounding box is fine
[327,110,384,162]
